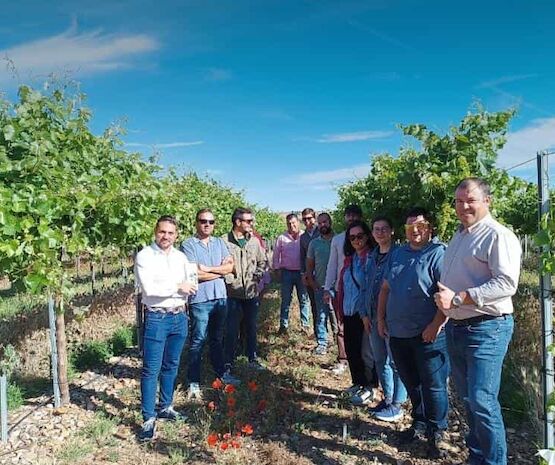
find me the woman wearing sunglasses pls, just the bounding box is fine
[376,207,450,460]
[334,221,379,405]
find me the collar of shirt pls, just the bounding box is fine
[151,241,180,256]
[192,235,216,245]
[458,213,493,234]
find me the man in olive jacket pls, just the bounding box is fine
[222,207,267,371]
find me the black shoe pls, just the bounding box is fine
[398,426,425,444]
[138,417,156,442]
[427,431,448,459]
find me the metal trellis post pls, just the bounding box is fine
[538,150,554,449]
[0,374,8,443]
[48,294,62,408]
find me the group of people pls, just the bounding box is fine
[134,207,268,441]
[271,177,521,465]
[135,176,521,465]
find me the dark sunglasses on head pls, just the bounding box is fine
[349,233,366,242]
[198,219,215,225]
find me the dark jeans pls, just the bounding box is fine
[390,331,450,436]
[447,315,514,465]
[141,310,188,420]
[187,299,227,384]
[307,285,318,335]
[343,314,377,387]
[331,295,348,363]
[225,297,259,364]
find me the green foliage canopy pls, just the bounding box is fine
[336,107,536,239]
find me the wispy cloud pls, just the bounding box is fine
[126,141,204,149]
[316,130,393,143]
[1,23,159,83]
[498,117,555,169]
[286,164,371,186]
[477,74,538,89]
[204,67,233,82]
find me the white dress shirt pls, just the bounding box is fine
[441,214,521,319]
[135,242,191,308]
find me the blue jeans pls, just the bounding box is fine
[390,331,450,436]
[187,299,227,384]
[141,310,188,420]
[369,318,407,405]
[447,315,514,465]
[225,298,259,364]
[314,289,329,346]
[280,269,310,328]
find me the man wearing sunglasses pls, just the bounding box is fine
[181,209,238,400]
[435,178,521,465]
[300,207,320,336]
[221,207,268,371]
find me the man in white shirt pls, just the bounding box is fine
[135,215,198,441]
[435,178,521,465]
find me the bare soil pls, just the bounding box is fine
[1,286,538,465]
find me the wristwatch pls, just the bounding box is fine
[452,294,464,307]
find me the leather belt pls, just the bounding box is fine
[450,314,508,327]
[147,305,186,314]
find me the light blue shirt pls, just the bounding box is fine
[385,238,445,338]
[181,236,230,304]
[342,253,368,317]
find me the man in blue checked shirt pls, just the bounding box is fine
[181,209,239,400]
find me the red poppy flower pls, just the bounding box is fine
[227,397,236,408]
[241,423,254,435]
[207,433,218,446]
[220,442,229,451]
[207,401,216,411]
[257,399,267,412]
[247,381,258,392]
[212,378,224,390]
[224,384,236,394]
[231,440,241,448]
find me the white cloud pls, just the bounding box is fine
[286,164,371,186]
[204,68,233,82]
[477,74,538,89]
[498,117,555,169]
[1,24,159,83]
[316,130,393,143]
[126,141,204,149]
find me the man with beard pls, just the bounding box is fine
[306,212,335,355]
[222,207,268,371]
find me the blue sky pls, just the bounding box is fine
[1,0,554,212]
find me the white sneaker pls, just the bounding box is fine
[331,362,348,375]
[221,370,241,386]
[351,387,374,405]
[186,382,202,401]
[344,384,362,396]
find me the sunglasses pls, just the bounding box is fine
[240,218,254,224]
[349,233,366,242]
[404,221,430,232]
[198,219,215,225]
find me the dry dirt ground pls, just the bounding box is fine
[1,286,537,465]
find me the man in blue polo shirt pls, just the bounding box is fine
[181,208,239,399]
